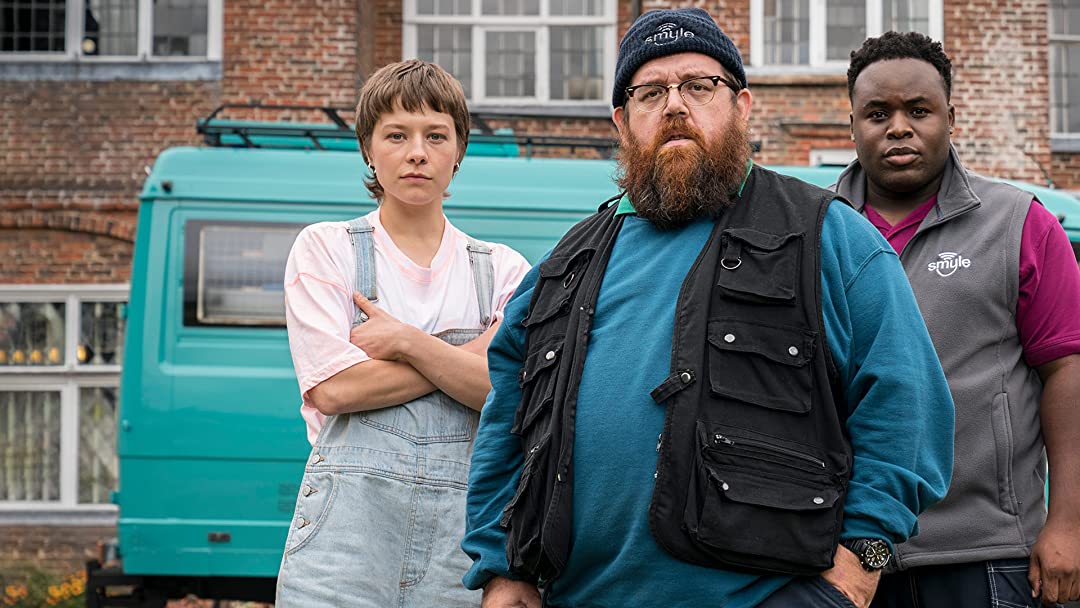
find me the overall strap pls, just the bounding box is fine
[346,217,377,327]
[465,237,495,329]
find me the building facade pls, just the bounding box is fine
[0,0,1077,573]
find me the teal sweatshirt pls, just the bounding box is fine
[462,199,954,608]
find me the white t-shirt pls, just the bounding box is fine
[284,208,531,445]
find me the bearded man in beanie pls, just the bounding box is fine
[462,8,955,608]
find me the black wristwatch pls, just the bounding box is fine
[841,538,892,571]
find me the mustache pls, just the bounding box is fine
[654,116,706,150]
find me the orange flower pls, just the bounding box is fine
[48,585,62,598]
[2,586,16,598]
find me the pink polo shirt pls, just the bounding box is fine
[864,196,1080,368]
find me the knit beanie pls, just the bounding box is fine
[612,8,746,108]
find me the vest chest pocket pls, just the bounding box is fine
[522,248,594,328]
[707,318,815,413]
[715,229,802,304]
[511,337,563,436]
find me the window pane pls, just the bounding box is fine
[481,0,539,16]
[152,0,207,56]
[78,387,118,504]
[763,0,809,65]
[883,0,930,35]
[0,0,66,53]
[550,26,604,100]
[485,31,536,97]
[826,0,864,61]
[79,302,126,366]
[1051,41,1080,134]
[550,0,605,16]
[0,302,66,367]
[416,0,471,15]
[184,221,304,327]
[0,391,61,502]
[83,0,137,55]
[418,24,473,97]
[1051,0,1080,36]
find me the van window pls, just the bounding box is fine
[183,220,305,327]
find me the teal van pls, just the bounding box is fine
[92,109,1080,605]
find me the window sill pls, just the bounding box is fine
[745,65,848,87]
[1051,136,1080,153]
[469,104,612,119]
[0,504,117,526]
[0,60,221,81]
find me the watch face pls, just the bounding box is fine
[864,540,891,569]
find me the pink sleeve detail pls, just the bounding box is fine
[1017,201,1080,368]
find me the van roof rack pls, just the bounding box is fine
[196,103,619,157]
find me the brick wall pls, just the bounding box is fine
[0,525,115,575]
[0,0,361,284]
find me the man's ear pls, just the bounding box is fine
[735,87,753,122]
[849,112,855,142]
[612,105,626,139]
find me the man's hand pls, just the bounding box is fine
[820,545,881,608]
[481,576,540,608]
[1029,516,1080,604]
[349,292,421,361]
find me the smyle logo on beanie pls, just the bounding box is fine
[927,252,972,277]
[645,22,696,46]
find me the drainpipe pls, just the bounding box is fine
[631,0,641,21]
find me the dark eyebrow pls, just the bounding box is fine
[861,96,930,110]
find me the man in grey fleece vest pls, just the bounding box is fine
[834,32,1080,607]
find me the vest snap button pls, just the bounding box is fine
[721,482,730,491]
[813,496,825,505]
[724,333,735,343]
[788,346,799,357]
[545,350,556,361]
[679,371,692,383]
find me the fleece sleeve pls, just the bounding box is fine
[460,261,543,590]
[819,201,955,548]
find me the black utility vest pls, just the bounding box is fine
[500,166,852,584]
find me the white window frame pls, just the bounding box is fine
[402,0,617,106]
[1050,10,1080,139]
[1,0,222,62]
[749,0,943,72]
[0,284,127,519]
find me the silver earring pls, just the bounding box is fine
[453,163,460,172]
[368,164,376,175]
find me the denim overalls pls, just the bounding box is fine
[276,217,490,607]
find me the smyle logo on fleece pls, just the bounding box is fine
[646,23,696,46]
[927,252,972,277]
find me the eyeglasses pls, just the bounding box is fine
[624,75,742,113]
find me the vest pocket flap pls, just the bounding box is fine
[520,339,563,386]
[512,339,562,435]
[722,228,799,252]
[706,466,839,512]
[715,230,801,304]
[707,319,814,367]
[523,249,594,327]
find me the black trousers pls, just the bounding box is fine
[870,558,1062,608]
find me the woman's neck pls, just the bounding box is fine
[378,199,446,268]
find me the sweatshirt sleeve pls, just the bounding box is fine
[819,201,955,548]
[461,261,543,590]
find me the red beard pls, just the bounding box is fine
[616,113,752,230]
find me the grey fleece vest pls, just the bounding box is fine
[834,147,1045,570]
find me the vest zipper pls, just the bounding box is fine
[713,433,825,469]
